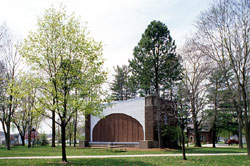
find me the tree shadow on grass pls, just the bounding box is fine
[0,158,155,166]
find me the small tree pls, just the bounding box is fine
[176,82,190,160]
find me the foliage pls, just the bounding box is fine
[110,65,138,100]
[129,20,182,96]
[162,126,181,148]
[39,134,49,146]
[205,68,239,136]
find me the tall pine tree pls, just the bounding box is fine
[129,20,182,97]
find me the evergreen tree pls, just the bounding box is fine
[206,69,239,144]
[129,20,182,97]
[110,65,138,101]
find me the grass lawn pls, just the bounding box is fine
[0,146,249,166]
[0,156,250,166]
[0,145,247,157]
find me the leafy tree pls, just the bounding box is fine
[21,7,109,162]
[129,20,182,96]
[12,73,43,147]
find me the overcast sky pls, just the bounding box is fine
[1,0,213,73]
[0,0,213,133]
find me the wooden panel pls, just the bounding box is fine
[132,121,138,142]
[104,117,109,141]
[123,115,128,142]
[110,115,114,142]
[118,114,123,141]
[127,117,133,142]
[93,113,144,142]
[114,114,119,141]
[100,119,104,141]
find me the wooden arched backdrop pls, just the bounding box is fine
[93,113,144,142]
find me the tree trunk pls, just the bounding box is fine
[212,78,218,148]
[61,122,67,162]
[193,120,201,147]
[28,127,31,148]
[74,112,77,147]
[191,99,201,147]
[6,121,11,150]
[7,95,12,150]
[237,83,243,148]
[238,119,243,148]
[52,109,56,147]
[245,123,250,157]
[181,122,187,160]
[1,120,8,148]
[212,123,216,148]
[242,85,250,157]
[69,133,72,146]
[21,135,25,146]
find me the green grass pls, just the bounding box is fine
[0,156,250,166]
[0,145,247,157]
[0,146,248,166]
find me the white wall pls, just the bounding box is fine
[90,97,145,142]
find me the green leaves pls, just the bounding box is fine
[20,6,109,123]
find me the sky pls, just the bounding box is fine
[0,0,214,133]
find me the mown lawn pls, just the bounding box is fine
[0,145,247,157]
[0,156,250,166]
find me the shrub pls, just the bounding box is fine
[39,134,49,146]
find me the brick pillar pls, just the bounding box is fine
[145,96,157,140]
[139,96,159,148]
